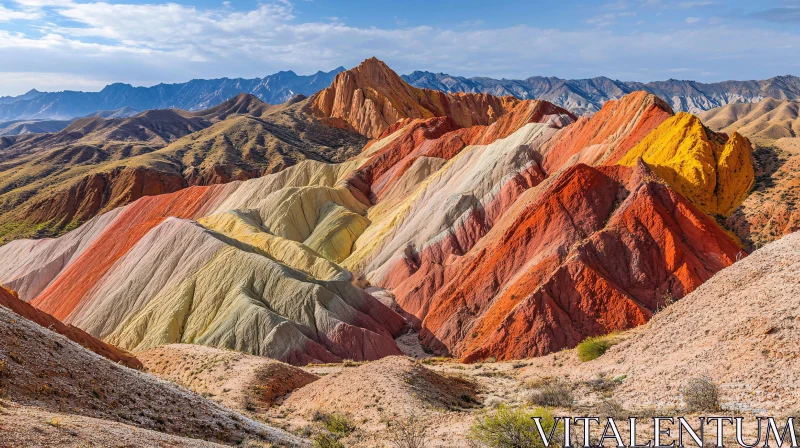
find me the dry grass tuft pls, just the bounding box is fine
[681,377,720,412]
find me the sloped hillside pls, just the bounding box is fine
[520,230,800,412]
[283,356,477,424]
[0,93,366,243]
[0,285,141,369]
[0,58,755,364]
[699,99,800,250]
[0,306,302,445]
[139,344,318,414]
[699,98,800,143]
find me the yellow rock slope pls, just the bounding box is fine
[619,112,754,216]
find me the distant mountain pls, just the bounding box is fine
[85,106,140,119]
[0,68,344,121]
[0,118,73,136]
[0,107,139,136]
[0,89,43,105]
[403,72,800,115]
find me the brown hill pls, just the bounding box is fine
[0,305,303,445]
[0,93,366,243]
[139,344,318,414]
[282,356,477,424]
[699,98,800,143]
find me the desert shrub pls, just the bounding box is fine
[386,414,428,448]
[584,375,616,393]
[312,433,345,448]
[681,377,720,412]
[597,399,627,420]
[313,412,356,437]
[576,334,616,362]
[312,411,356,447]
[468,405,560,448]
[528,381,574,408]
[654,291,677,314]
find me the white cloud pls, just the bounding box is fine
[0,0,797,95]
[679,1,713,8]
[685,16,702,23]
[586,13,618,27]
[0,3,41,21]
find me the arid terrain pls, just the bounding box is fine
[1,57,798,447]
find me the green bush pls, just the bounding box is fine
[576,334,616,362]
[311,412,356,448]
[468,405,560,448]
[320,413,356,437]
[312,433,345,448]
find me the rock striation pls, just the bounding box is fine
[0,58,757,364]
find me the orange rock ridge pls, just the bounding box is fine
[306,57,550,139]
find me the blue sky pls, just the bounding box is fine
[0,0,799,95]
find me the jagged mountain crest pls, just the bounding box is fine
[402,71,800,116]
[0,67,345,121]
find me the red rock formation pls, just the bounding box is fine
[346,99,572,204]
[31,184,232,320]
[0,286,142,369]
[460,170,741,361]
[540,91,674,173]
[391,161,742,361]
[306,57,535,139]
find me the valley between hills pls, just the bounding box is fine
[1,57,799,447]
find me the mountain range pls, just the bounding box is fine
[2,67,800,126]
[403,71,800,116]
[0,92,366,243]
[0,57,758,364]
[2,56,800,446]
[0,68,344,122]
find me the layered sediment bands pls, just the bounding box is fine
[414,164,624,355]
[343,122,562,288]
[31,183,236,320]
[1,157,404,365]
[101,229,405,364]
[198,210,347,280]
[460,175,742,361]
[307,57,527,138]
[348,101,573,204]
[0,285,142,369]
[618,112,755,217]
[540,91,674,172]
[408,162,741,360]
[0,60,761,364]
[0,207,125,300]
